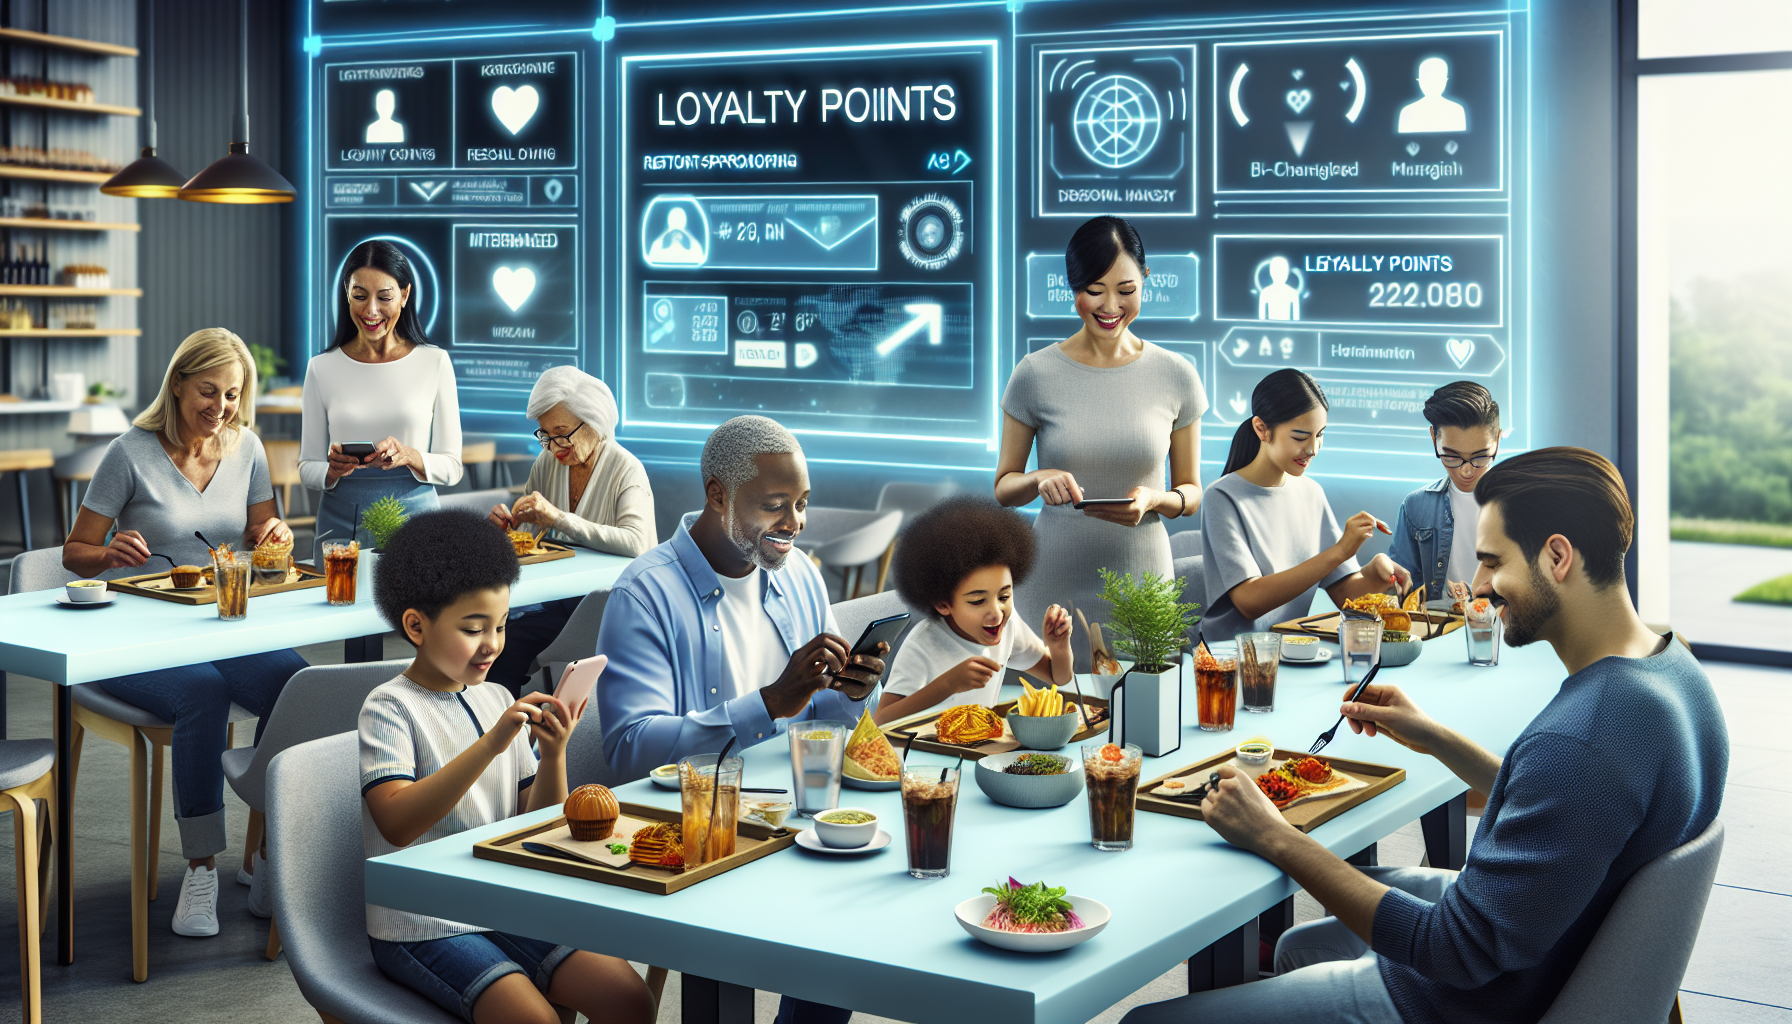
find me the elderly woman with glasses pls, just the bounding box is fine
[484,365,657,694]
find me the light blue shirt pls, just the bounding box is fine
[597,512,862,781]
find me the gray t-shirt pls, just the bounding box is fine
[81,426,274,572]
[1199,472,1359,641]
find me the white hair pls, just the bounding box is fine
[525,365,617,439]
[701,415,802,495]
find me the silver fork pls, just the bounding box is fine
[1310,662,1382,755]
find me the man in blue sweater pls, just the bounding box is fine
[1125,447,1727,1024]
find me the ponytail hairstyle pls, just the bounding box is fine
[329,240,429,351]
[1223,369,1329,476]
[1064,215,1148,293]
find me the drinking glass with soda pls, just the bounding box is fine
[323,539,359,605]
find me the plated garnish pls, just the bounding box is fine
[1002,753,1069,776]
[979,878,1086,934]
[1254,754,1354,808]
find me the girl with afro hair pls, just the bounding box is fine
[873,495,1074,725]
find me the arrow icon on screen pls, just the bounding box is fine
[874,303,943,356]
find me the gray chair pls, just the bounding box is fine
[832,591,918,706]
[526,588,613,695]
[875,481,957,534]
[435,487,515,516]
[1168,529,1205,649]
[1538,817,1724,1024]
[222,659,409,961]
[797,508,903,600]
[267,733,460,1024]
[10,546,259,982]
[1,739,55,1024]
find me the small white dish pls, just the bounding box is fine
[812,807,879,848]
[54,591,115,608]
[954,894,1111,952]
[65,580,108,603]
[1279,647,1333,666]
[648,766,681,790]
[792,827,890,855]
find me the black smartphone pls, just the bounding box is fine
[338,441,376,458]
[836,612,909,699]
[1072,498,1133,509]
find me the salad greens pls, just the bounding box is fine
[980,877,1085,932]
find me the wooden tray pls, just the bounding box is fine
[107,563,327,606]
[516,539,577,566]
[884,694,1111,758]
[1138,748,1405,834]
[1272,609,1462,642]
[472,801,794,895]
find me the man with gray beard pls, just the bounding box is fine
[597,415,886,782]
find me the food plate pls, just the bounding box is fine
[54,591,116,608]
[1272,609,1461,642]
[1138,748,1404,833]
[792,828,891,855]
[841,775,900,791]
[953,894,1111,952]
[885,694,1110,759]
[1279,647,1333,666]
[648,766,681,790]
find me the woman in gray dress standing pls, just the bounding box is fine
[995,216,1207,669]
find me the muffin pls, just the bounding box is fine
[564,783,620,841]
[170,565,203,588]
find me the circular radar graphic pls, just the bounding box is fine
[1072,73,1162,169]
[898,193,964,271]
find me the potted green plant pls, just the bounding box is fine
[357,496,410,589]
[1097,568,1200,756]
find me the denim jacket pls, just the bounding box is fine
[596,512,861,782]
[1388,477,1458,602]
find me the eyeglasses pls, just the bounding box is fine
[1435,441,1497,469]
[534,422,586,451]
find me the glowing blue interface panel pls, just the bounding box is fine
[620,43,998,446]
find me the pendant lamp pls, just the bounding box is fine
[101,0,185,197]
[178,0,295,204]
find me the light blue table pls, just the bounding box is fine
[0,546,632,966]
[367,639,1564,1024]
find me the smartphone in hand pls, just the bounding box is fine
[1072,498,1133,509]
[834,613,909,700]
[339,441,377,458]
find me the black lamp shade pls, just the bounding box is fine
[100,148,188,198]
[177,143,295,204]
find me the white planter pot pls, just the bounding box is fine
[360,548,380,595]
[1110,659,1184,757]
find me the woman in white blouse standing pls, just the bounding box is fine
[485,365,656,694]
[299,240,462,566]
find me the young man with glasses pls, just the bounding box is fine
[1388,381,1501,602]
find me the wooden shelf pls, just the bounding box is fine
[0,328,141,338]
[0,94,138,117]
[0,217,137,232]
[0,28,136,57]
[0,286,141,297]
[0,165,112,184]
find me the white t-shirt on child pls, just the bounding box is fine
[360,674,537,942]
[881,615,1048,712]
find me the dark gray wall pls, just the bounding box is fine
[138,0,291,404]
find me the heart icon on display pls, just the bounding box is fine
[1291,69,1304,80]
[1406,141,1421,156]
[1445,141,1459,155]
[1446,337,1476,369]
[1285,88,1312,115]
[492,267,536,312]
[491,85,540,136]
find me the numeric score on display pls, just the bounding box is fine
[1368,281,1484,309]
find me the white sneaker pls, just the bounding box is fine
[171,864,220,937]
[246,851,271,919]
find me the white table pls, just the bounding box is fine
[367,639,1562,1023]
[0,546,632,966]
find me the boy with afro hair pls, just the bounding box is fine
[359,508,652,1024]
[874,495,1074,725]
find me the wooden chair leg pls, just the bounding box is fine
[243,807,264,877]
[8,788,43,1024]
[265,917,281,961]
[876,539,896,593]
[646,965,669,1009]
[1669,995,1684,1024]
[147,740,165,903]
[129,732,149,983]
[35,795,52,934]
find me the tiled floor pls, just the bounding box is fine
[0,640,1783,1023]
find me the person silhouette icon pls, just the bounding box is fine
[1257,256,1301,321]
[365,89,405,144]
[646,206,707,266]
[1397,57,1467,134]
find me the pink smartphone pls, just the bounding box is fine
[553,655,608,713]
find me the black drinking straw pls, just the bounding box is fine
[703,736,738,862]
[194,530,216,551]
[901,732,915,768]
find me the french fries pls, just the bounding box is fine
[1017,677,1067,717]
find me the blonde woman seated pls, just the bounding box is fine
[62,329,304,938]
[486,365,657,694]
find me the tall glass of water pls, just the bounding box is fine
[1465,603,1502,666]
[789,720,847,818]
[1339,618,1382,689]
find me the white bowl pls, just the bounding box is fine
[954,893,1111,952]
[65,580,108,603]
[1280,635,1321,661]
[812,807,879,848]
[648,765,681,790]
[973,751,1084,808]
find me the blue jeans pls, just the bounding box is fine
[313,466,439,568]
[371,931,574,1023]
[1119,867,1452,1024]
[97,649,305,859]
